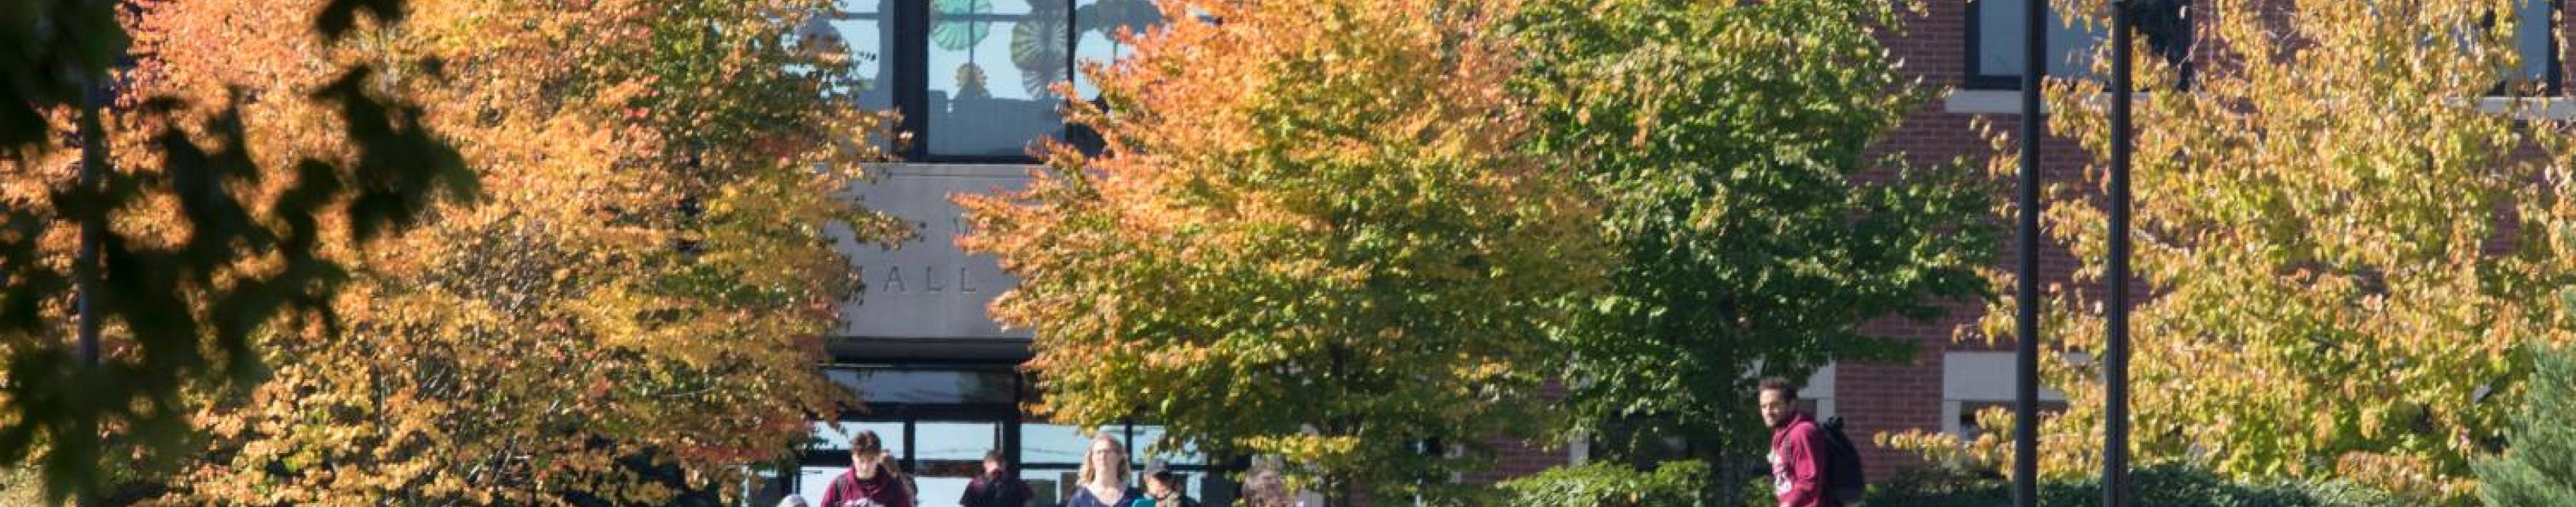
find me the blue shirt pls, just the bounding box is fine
[1064,486,1139,507]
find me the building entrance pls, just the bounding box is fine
[785,364,1238,507]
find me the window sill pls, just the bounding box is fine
[2474,97,2576,120]
[1942,89,2033,114]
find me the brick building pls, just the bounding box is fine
[781,1,2568,506]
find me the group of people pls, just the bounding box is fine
[787,379,1841,507]
[794,431,1198,507]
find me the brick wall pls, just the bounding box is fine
[1849,0,2101,470]
[1464,383,1570,487]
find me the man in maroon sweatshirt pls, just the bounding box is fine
[821,431,916,507]
[1761,377,1837,507]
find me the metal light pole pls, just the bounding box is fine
[73,62,110,507]
[2105,0,2135,506]
[2014,0,2047,506]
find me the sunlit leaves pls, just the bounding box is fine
[0,0,475,501]
[1881,1,2576,504]
[1508,0,1995,472]
[116,0,897,505]
[957,0,1601,504]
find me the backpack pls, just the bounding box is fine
[1817,416,1868,504]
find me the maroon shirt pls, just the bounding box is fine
[1768,412,1836,507]
[819,464,913,507]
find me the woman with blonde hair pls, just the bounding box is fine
[1064,433,1140,507]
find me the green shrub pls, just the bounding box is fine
[2473,343,2576,507]
[1499,460,1714,507]
[1867,464,2416,507]
[1862,464,2008,507]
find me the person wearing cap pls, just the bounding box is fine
[1139,460,1200,507]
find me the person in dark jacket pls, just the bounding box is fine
[1761,377,1837,507]
[821,430,916,507]
[961,450,1034,507]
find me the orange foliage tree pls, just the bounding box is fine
[3,0,475,503]
[958,0,1603,504]
[113,0,903,504]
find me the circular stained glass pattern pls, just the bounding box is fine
[1009,7,1067,96]
[930,0,994,51]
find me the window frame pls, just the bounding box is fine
[1963,0,2093,89]
[1963,0,2564,94]
[2502,0,2567,95]
[827,0,1134,164]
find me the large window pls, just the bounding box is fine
[1968,0,2115,87]
[2512,0,2564,90]
[821,0,1163,161]
[1965,1,2560,91]
[823,368,1019,405]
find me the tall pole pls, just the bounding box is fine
[2014,0,2047,506]
[2105,1,2135,506]
[73,63,110,507]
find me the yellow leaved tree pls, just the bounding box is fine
[1883,1,2576,504]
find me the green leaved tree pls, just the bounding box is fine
[1506,0,1995,491]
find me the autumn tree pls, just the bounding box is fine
[1505,0,1995,490]
[1,0,474,503]
[108,0,900,505]
[1882,1,2576,504]
[956,0,1603,504]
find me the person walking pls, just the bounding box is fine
[1140,460,1200,507]
[1065,435,1140,507]
[1761,377,1838,507]
[820,430,917,507]
[961,449,1034,507]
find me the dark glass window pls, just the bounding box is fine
[825,367,1018,404]
[1968,0,2114,87]
[2511,0,2562,89]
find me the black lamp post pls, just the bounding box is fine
[2106,0,2136,506]
[2013,2,2047,507]
[2024,1,2145,506]
[72,43,111,507]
